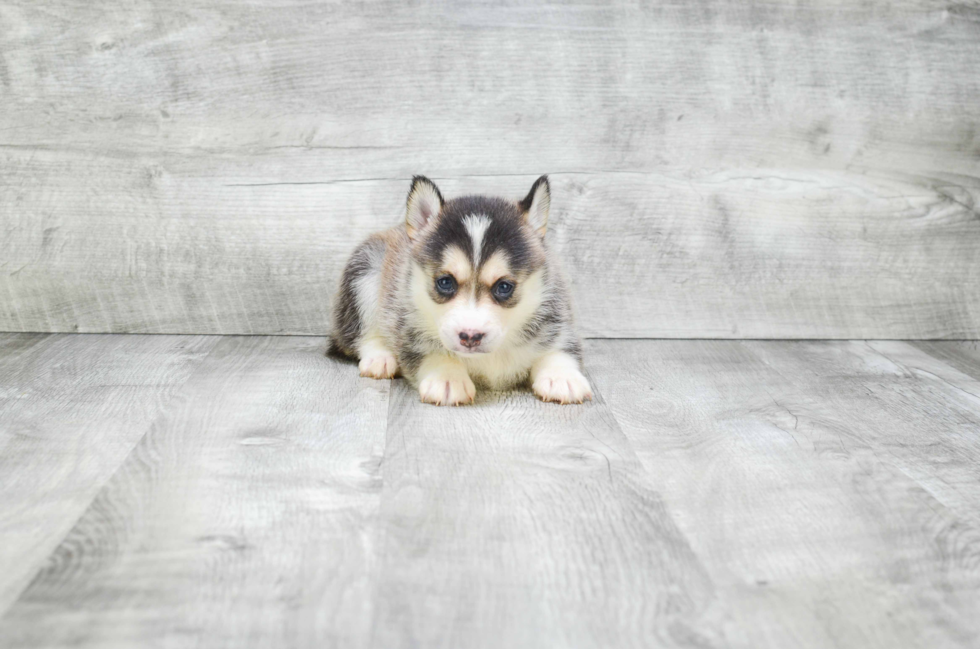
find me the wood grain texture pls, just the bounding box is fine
[2,1,980,337]
[588,339,980,648]
[370,380,713,649]
[0,336,389,648]
[744,340,980,530]
[911,341,980,381]
[0,333,216,618]
[2,335,980,646]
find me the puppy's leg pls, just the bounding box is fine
[531,351,593,404]
[358,335,399,379]
[417,354,476,406]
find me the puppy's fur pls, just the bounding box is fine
[330,175,591,406]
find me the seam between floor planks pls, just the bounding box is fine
[0,334,222,619]
[1,335,394,647]
[4,340,228,591]
[364,366,713,649]
[587,338,980,648]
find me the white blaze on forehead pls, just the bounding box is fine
[463,214,492,266]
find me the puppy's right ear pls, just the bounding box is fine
[405,175,444,240]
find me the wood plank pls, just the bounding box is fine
[0,333,217,618]
[3,3,977,167]
[3,336,980,646]
[369,380,714,649]
[2,161,978,338]
[2,1,980,337]
[588,339,980,648]
[744,340,980,528]
[0,336,389,648]
[911,341,980,382]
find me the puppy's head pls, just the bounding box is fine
[405,175,551,356]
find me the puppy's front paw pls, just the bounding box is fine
[533,368,593,404]
[419,368,476,406]
[359,354,398,379]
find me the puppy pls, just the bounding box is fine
[330,175,591,406]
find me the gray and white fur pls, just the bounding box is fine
[330,175,591,405]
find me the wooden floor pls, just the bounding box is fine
[1,334,979,648]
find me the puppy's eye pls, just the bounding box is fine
[435,275,457,296]
[492,280,515,300]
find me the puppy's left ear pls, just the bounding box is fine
[519,175,550,237]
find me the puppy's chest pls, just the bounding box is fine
[460,346,540,390]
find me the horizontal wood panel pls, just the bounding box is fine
[1,0,979,337]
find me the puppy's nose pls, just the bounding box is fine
[458,330,485,349]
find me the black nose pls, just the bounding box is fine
[458,331,484,348]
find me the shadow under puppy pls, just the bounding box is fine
[330,175,591,406]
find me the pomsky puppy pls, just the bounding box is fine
[330,175,591,406]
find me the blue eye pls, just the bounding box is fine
[492,280,515,300]
[435,275,457,296]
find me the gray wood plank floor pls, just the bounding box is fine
[1,335,978,648]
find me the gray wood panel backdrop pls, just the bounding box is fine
[1,1,979,338]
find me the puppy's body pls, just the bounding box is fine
[331,176,590,405]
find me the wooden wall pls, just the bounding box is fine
[2,1,979,338]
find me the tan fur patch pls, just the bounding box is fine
[441,245,473,284]
[479,250,512,287]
